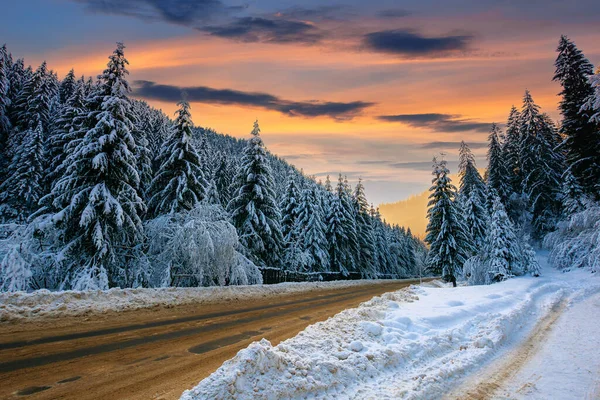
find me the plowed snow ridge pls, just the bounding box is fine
[182,254,600,399]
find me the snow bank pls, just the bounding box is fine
[182,254,600,399]
[497,292,600,399]
[0,279,408,322]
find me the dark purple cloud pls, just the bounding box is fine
[363,30,472,56]
[133,80,374,120]
[201,17,324,44]
[377,113,491,132]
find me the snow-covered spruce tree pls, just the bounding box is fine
[6,60,29,125]
[519,90,564,237]
[583,67,600,124]
[425,157,473,286]
[561,170,588,216]
[281,173,300,244]
[59,69,77,104]
[48,43,145,290]
[326,175,357,275]
[502,106,522,194]
[485,196,522,282]
[295,184,329,272]
[0,45,11,188]
[553,35,600,199]
[130,101,155,193]
[228,120,283,268]
[13,61,53,133]
[485,124,510,207]
[0,121,45,222]
[214,155,235,209]
[45,79,87,190]
[458,141,488,249]
[353,178,377,277]
[148,99,207,216]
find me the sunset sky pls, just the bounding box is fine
[2,0,599,204]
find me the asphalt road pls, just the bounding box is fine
[0,279,429,400]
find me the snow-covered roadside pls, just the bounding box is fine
[0,278,412,322]
[493,292,600,399]
[182,254,600,399]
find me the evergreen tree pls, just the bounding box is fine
[326,175,358,275]
[0,122,45,222]
[425,157,473,286]
[485,196,521,282]
[46,79,87,189]
[502,106,522,195]
[49,43,145,289]
[519,90,563,237]
[296,184,329,272]
[353,178,377,277]
[281,173,300,243]
[214,155,235,209]
[130,101,153,196]
[228,120,283,268]
[553,35,600,198]
[458,141,488,249]
[0,45,11,187]
[148,99,207,215]
[583,67,600,124]
[59,69,77,104]
[561,170,587,216]
[485,124,510,206]
[13,61,52,132]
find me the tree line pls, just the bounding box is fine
[0,43,425,292]
[425,35,600,286]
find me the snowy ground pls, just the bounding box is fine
[182,253,600,399]
[0,279,411,322]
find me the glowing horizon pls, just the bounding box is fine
[3,0,599,205]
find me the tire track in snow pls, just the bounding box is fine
[446,299,567,400]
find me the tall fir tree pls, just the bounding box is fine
[458,141,489,250]
[519,90,564,237]
[0,121,45,222]
[553,35,600,199]
[228,120,283,268]
[0,45,11,187]
[48,43,145,289]
[485,124,510,206]
[502,106,522,194]
[46,79,87,190]
[425,157,473,286]
[295,184,329,272]
[148,99,206,215]
[583,67,600,124]
[353,178,377,277]
[281,173,300,244]
[59,69,77,104]
[326,175,357,275]
[484,196,522,282]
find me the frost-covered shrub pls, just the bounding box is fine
[0,219,63,292]
[543,202,600,272]
[145,205,262,287]
[463,255,489,285]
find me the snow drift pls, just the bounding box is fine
[182,255,600,399]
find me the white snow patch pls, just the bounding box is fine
[181,253,600,400]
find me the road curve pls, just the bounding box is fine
[0,279,429,400]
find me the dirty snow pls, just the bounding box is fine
[0,279,411,322]
[181,253,600,400]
